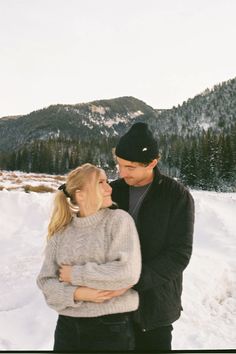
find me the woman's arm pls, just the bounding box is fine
[134,188,194,292]
[73,286,130,302]
[69,210,141,290]
[37,237,117,307]
[37,236,82,311]
[59,265,131,301]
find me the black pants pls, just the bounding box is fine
[53,313,135,352]
[134,323,173,351]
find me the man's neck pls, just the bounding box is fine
[133,171,154,187]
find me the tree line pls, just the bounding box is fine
[159,127,236,191]
[0,126,235,191]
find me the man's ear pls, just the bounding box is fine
[147,159,158,169]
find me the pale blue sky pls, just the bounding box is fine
[1,0,236,117]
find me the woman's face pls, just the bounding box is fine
[74,169,113,215]
[98,170,113,208]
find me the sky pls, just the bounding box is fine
[1,0,236,118]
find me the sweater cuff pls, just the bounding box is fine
[63,285,80,307]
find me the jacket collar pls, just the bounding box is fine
[118,165,163,192]
[143,166,163,201]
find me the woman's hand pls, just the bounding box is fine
[74,286,130,303]
[59,265,72,283]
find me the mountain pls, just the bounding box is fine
[151,77,236,138]
[0,115,22,121]
[0,96,156,152]
[1,78,235,152]
[0,78,235,191]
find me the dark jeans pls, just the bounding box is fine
[134,323,173,351]
[53,312,135,352]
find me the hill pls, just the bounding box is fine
[0,78,235,191]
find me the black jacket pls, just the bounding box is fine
[110,167,195,331]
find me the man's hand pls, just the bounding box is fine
[59,265,72,283]
[74,286,131,303]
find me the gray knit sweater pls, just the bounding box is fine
[37,208,141,317]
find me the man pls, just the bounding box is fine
[110,122,195,351]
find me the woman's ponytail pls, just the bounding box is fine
[47,190,72,239]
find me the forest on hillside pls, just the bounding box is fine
[1,125,235,191]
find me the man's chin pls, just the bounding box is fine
[124,178,135,185]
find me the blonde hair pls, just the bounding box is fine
[47,163,102,239]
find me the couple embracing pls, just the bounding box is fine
[37,122,195,352]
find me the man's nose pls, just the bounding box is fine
[119,167,127,178]
[118,165,123,176]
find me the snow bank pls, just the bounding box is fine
[0,189,235,350]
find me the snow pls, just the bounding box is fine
[0,174,235,350]
[90,104,108,115]
[129,110,144,118]
[104,112,142,128]
[0,170,65,191]
[199,122,211,131]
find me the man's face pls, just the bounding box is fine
[116,157,157,187]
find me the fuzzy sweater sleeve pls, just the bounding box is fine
[36,235,82,312]
[71,210,141,290]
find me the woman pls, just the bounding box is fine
[37,163,141,351]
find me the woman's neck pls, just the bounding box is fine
[78,207,100,217]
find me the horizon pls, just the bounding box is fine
[0,74,234,119]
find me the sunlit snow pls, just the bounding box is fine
[0,174,235,350]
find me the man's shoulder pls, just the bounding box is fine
[157,172,191,196]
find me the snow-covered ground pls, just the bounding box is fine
[0,170,65,191]
[0,172,235,350]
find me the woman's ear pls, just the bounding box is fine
[75,190,84,203]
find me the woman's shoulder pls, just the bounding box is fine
[49,222,74,242]
[106,207,134,223]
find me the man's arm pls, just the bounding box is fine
[134,188,194,292]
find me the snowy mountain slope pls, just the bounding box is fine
[0,96,155,153]
[152,77,236,137]
[0,77,235,155]
[0,185,235,350]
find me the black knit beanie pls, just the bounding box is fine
[115,122,158,163]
